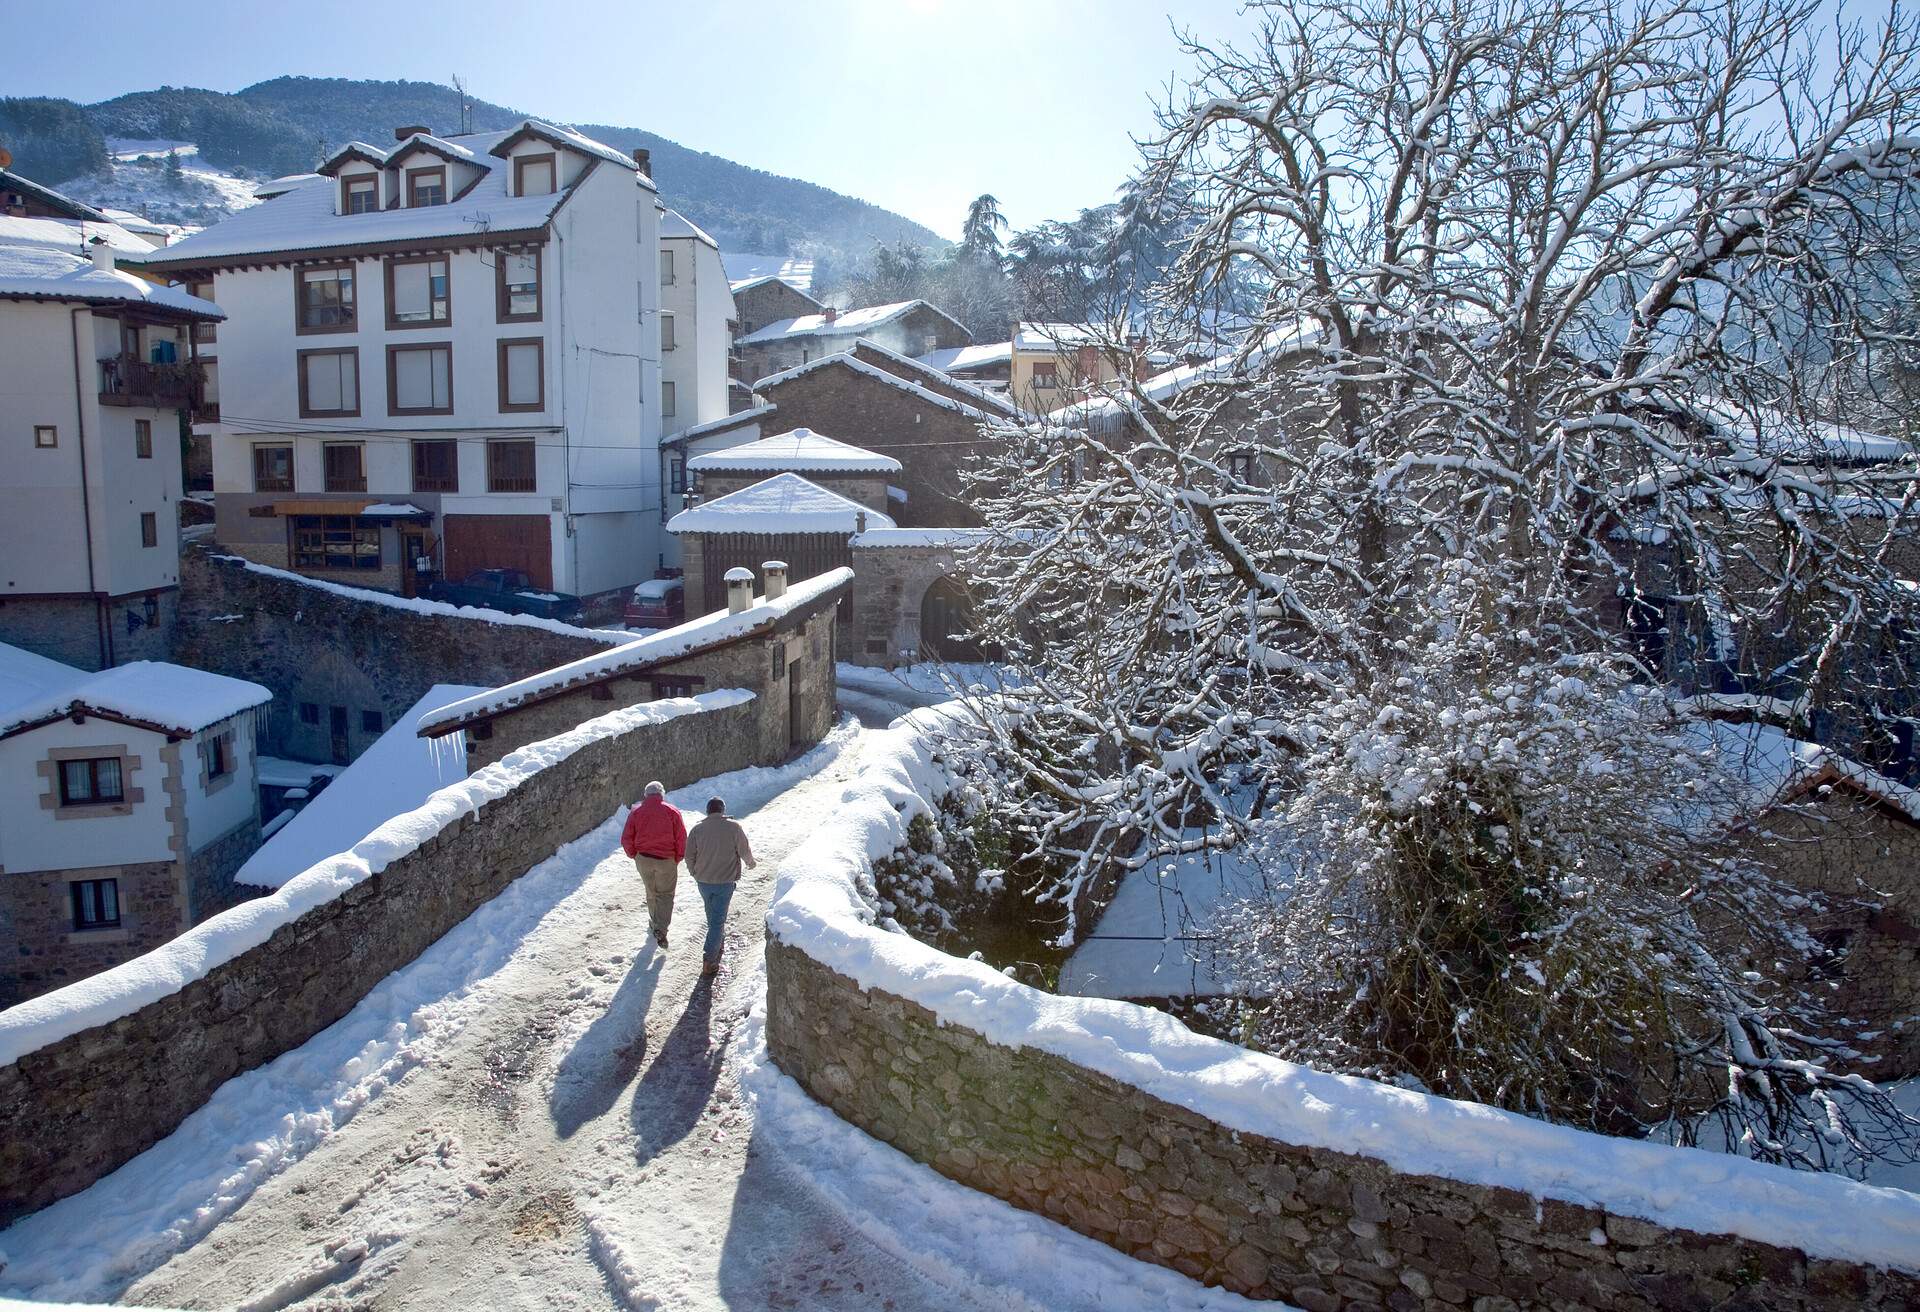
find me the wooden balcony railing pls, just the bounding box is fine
[98,355,204,409]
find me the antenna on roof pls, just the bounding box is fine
[452,74,472,135]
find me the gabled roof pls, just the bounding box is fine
[735,298,966,346]
[667,404,776,448]
[0,652,270,742]
[666,472,896,535]
[385,133,479,170]
[729,273,822,305]
[917,341,1013,373]
[315,142,390,176]
[0,213,158,257]
[721,252,816,293]
[688,427,902,475]
[1013,321,1106,352]
[755,342,1018,422]
[0,244,223,320]
[0,167,110,222]
[488,120,648,175]
[0,643,84,718]
[254,174,323,200]
[847,338,1020,416]
[659,207,719,248]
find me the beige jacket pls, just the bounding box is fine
[685,814,755,884]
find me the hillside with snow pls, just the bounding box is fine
[55,139,261,230]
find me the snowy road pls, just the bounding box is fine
[1,685,1253,1312]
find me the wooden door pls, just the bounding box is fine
[442,514,553,590]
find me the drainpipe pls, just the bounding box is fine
[553,220,573,595]
[69,306,108,668]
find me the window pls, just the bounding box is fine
[1227,451,1257,482]
[412,439,458,492]
[1031,361,1059,390]
[299,701,321,725]
[190,281,216,343]
[660,311,676,352]
[655,677,696,699]
[323,442,366,492]
[361,709,384,734]
[514,153,556,197]
[497,248,541,321]
[201,735,231,781]
[59,757,125,806]
[660,250,675,285]
[291,515,381,570]
[387,344,453,415]
[296,264,356,332]
[407,166,447,208]
[772,642,787,682]
[387,256,450,328]
[140,512,158,549]
[342,173,378,214]
[71,878,120,931]
[662,380,676,417]
[134,418,152,459]
[487,439,537,493]
[34,425,57,449]
[253,444,294,492]
[298,348,359,416]
[668,454,686,495]
[497,338,544,412]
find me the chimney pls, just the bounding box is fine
[394,124,431,142]
[762,560,788,601]
[631,148,652,179]
[822,305,838,326]
[88,236,113,273]
[725,566,755,614]
[855,510,867,535]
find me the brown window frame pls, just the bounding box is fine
[134,418,153,459]
[340,173,380,215]
[411,438,459,493]
[384,253,451,331]
[406,165,447,208]
[140,511,158,549]
[496,337,545,413]
[71,877,121,929]
[253,444,294,492]
[59,757,126,807]
[386,343,455,417]
[1031,361,1059,389]
[293,261,357,335]
[513,152,557,197]
[190,280,217,343]
[486,438,538,493]
[297,347,361,418]
[322,442,367,493]
[290,514,381,571]
[495,246,542,323]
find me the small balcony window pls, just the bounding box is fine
[323,442,366,493]
[254,444,294,492]
[488,439,537,493]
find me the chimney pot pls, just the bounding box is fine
[762,560,789,601]
[822,305,838,325]
[724,566,755,614]
[631,148,652,178]
[88,236,113,272]
[394,124,431,142]
[855,510,868,535]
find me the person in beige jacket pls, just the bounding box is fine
[684,796,755,975]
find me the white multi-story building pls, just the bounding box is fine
[141,120,668,603]
[657,207,734,564]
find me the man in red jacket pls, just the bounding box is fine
[620,780,686,949]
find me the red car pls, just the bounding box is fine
[624,577,685,629]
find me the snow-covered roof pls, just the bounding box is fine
[687,427,901,475]
[316,141,389,173]
[0,167,110,222]
[0,243,223,319]
[253,173,325,200]
[1013,321,1105,352]
[96,208,180,239]
[916,341,1013,373]
[0,213,155,257]
[141,122,646,269]
[722,252,816,293]
[237,685,484,889]
[488,120,648,175]
[0,643,84,718]
[669,404,775,445]
[851,527,996,550]
[1698,400,1911,466]
[755,344,1011,422]
[1703,714,1920,826]
[666,472,897,535]
[659,207,719,248]
[847,337,1021,415]
[0,656,270,740]
[1052,318,1320,428]
[736,299,960,346]
[388,132,477,167]
[416,567,854,736]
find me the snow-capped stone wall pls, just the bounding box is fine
[764,709,1920,1308]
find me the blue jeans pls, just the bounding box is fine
[695,879,736,960]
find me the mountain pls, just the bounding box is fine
[3,78,945,264]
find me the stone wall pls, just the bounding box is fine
[0,858,182,1009]
[847,540,964,665]
[0,693,760,1224]
[766,941,1920,1310]
[0,589,177,672]
[186,812,264,922]
[173,547,614,764]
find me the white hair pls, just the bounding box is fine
[644,780,665,798]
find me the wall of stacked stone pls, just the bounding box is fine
[172,546,616,763]
[0,693,758,1226]
[766,940,1920,1309]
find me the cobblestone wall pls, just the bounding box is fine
[0,695,757,1226]
[766,940,1920,1310]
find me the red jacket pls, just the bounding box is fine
[621,795,686,861]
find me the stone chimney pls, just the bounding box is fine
[88,236,113,273]
[394,124,431,141]
[762,560,788,601]
[725,566,755,614]
[822,305,838,326]
[855,510,868,535]
[631,148,652,179]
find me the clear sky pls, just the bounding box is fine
[5,0,1267,240]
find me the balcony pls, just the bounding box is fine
[99,355,204,409]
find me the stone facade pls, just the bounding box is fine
[187,812,265,921]
[847,538,970,665]
[733,278,821,338]
[0,590,177,672]
[766,940,1920,1310]
[737,304,969,387]
[0,858,181,1009]
[173,546,613,764]
[0,691,760,1226]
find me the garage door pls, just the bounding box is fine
[442,514,554,590]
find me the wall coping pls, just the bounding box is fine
[765,703,1920,1273]
[0,689,753,1065]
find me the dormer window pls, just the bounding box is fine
[514,154,556,197]
[342,174,379,214]
[407,166,447,208]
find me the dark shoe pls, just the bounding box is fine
[701,955,720,977]
[653,927,668,949]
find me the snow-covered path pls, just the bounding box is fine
[2,689,1254,1312]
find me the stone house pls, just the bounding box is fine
[914,340,1014,393]
[734,299,971,385]
[848,527,996,665]
[730,274,821,338]
[667,473,888,620]
[0,641,270,1005]
[416,565,850,768]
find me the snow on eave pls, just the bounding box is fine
[316,141,390,175]
[659,207,720,249]
[665,472,898,535]
[486,120,653,187]
[754,350,999,422]
[0,166,111,222]
[0,245,224,319]
[686,426,902,475]
[735,298,966,346]
[385,133,479,169]
[0,661,271,742]
[415,569,854,736]
[847,337,1021,416]
[851,527,996,549]
[916,341,1014,373]
[665,404,776,447]
[728,273,822,305]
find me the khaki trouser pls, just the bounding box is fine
[634,855,679,936]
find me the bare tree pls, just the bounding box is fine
[955,0,1920,1172]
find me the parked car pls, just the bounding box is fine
[427,569,583,621]
[625,577,685,629]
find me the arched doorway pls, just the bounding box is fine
[920,575,985,662]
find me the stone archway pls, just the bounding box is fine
[919,574,984,663]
